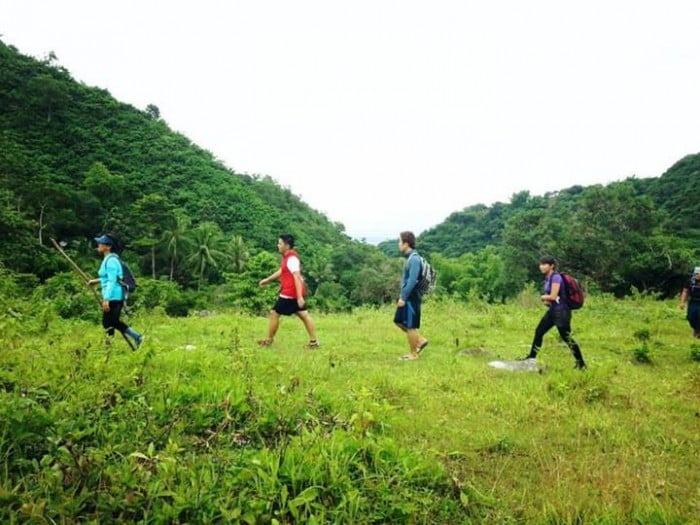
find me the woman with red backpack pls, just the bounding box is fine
[520,255,587,369]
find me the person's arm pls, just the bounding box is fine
[541,282,561,303]
[293,271,305,307]
[259,269,282,286]
[680,287,689,309]
[399,255,421,302]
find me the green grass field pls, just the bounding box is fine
[1,296,699,523]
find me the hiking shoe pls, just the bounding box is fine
[305,340,320,349]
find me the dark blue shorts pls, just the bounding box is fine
[394,298,421,329]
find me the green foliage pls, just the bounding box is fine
[633,345,652,364]
[689,344,700,362]
[2,37,699,312]
[431,246,521,303]
[130,278,194,317]
[1,298,698,523]
[0,40,362,299]
[33,272,98,321]
[420,175,699,298]
[220,252,280,314]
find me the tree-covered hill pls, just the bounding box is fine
[2,38,697,311]
[0,40,345,257]
[410,155,699,297]
[0,40,404,311]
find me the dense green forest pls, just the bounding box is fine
[0,40,400,314]
[1,39,698,316]
[412,158,700,297]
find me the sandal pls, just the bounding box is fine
[398,354,419,361]
[417,340,429,354]
[305,340,320,349]
[257,339,273,347]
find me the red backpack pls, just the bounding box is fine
[559,272,584,310]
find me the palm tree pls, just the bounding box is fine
[228,235,249,274]
[160,212,193,281]
[185,222,230,291]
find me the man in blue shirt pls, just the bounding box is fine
[394,231,428,361]
[88,234,143,349]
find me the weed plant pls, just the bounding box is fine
[1,296,699,523]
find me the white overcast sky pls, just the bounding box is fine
[3,1,700,242]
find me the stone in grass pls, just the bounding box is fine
[488,359,542,372]
[457,347,494,358]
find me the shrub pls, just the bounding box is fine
[690,344,700,362]
[633,345,652,364]
[33,272,98,321]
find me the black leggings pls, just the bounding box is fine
[102,300,129,336]
[530,308,584,362]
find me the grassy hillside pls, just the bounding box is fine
[2,296,698,523]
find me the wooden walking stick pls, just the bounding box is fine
[50,238,137,351]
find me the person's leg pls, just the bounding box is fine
[554,310,586,368]
[109,301,142,345]
[526,310,554,358]
[102,309,116,340]
[266,310,281,341]
[258,299,285,346]
[399,299,422,360]
[406,329,422,358]
[688,304,700,337]
[296,310,318,346]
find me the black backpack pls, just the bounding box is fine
[413,254,437,296]
[688,276,700,300]
[108,254,137,294]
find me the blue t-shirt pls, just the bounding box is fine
[544,273,567,311]
[99,254,124,301]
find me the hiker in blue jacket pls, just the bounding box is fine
[520,255,586,369]
[88,234,143,348]
[394,231,428,361]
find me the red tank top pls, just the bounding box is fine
[280,250,305,298]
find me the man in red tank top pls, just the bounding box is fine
[257,234,319,348]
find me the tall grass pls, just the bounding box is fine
[1,296,698,523]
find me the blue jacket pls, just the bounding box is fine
[400,250,421,301]
[99,254,124,301]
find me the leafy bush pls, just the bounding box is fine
[33,272,98,321]
[690,344,700,362]
[129,278,197,316]
[633,345,652,364]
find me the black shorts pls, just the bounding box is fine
[273,297,307,316]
